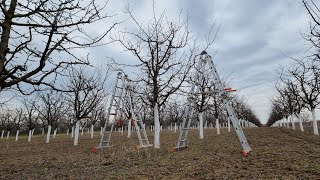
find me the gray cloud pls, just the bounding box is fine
[95,0,310,123]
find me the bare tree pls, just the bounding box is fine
[65,67,105,145]
[21,98,39,131]
[266,99,285,127]
[0,0,116,93]
[37,91,68,143]
[112,3,198,148]
[302,0,320,62]
[278,60,320,135]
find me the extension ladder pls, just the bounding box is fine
[97,72,126,148]
[174,51,252,156]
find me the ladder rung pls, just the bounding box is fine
[109,113,117,115]
[141,144,153,147]
[103,140,109,143]
[100,145,111,148]
[116,87,123,89]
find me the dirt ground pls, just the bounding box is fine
[0,127,320,179]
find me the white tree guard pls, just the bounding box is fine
[296,114,304,132]
[290,116,296,130]
[1,130,4,139]
[127,118,132,138]
[74,121,80,145]
[71,126,74,138]
[199,112,204,139]
[15,130,19,141]
[216,119,220,135]
[311,108,319,135]
[174,123,177,133]
[154,103,160,148]
[42,128,44,136]
[46,125,51,143]
[67,129,69,135]
[6,131,10,139]
[91,125,94,139]
[53,128,57,138]
[228,117,231,132]
[28,130,32,142]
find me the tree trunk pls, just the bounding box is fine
[71,126,74,138]
[46,125,51,143]
[228,117,231,132]
[216,119,220,135]
[53,128,57,138]
[311,108,319,135]
[6,131,10,139]
[296,114,304,132]
[127,118,132,138]
[290,115,296,130]
[91,125,94,139]
[199,112,204,139]
[1,130,4,139]
[286,118,289,128]
[174,123,177,133]
[15,130,19,141]
[74,121,80,145]
[28,130,32,142]
[154,103,160,149]
[121,126,124,136]
[42,128,44,136]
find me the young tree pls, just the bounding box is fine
[291,61,319,135]
[65,67,105,145]
[21,98,39,141]
[37,91,68,143]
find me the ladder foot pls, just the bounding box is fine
[91,146,97,153]
[135,145,141,151]
[242,150,250,157]
[172,146,188,152]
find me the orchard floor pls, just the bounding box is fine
[0,127,320,179]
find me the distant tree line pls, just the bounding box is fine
[267,0,320,135]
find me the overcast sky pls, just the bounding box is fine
[94,0,311,124]
[1,0,312,124]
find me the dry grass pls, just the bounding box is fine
[0,127,320,179]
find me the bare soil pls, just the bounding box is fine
[0,127,320,179]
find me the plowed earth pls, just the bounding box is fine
[0,127,320,179]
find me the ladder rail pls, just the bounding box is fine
[176,57,204,149]
[98,72,126,148]
[174,51,252,155]
[207,56,251,153]
[127,79,152,148]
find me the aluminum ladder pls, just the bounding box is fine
[174,51,252,156]
[97,72,127,148]
[126,80,153,149]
